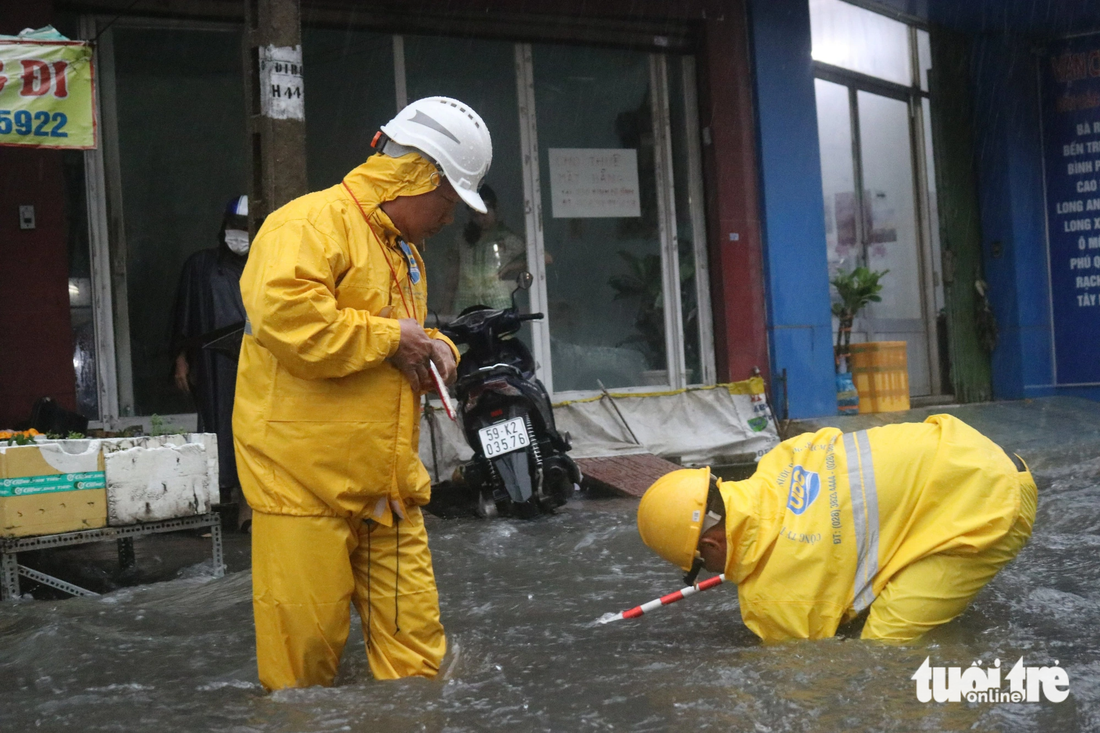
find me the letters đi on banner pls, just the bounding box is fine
[0,40,97,149]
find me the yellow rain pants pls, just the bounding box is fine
[860,470,1036,641]
[233,152,458,688]
[721,414,1035,643]
[251,507,445,688]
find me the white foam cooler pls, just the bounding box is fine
[100,434,220,525]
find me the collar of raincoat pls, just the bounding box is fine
[342,152,440,246]
[717,477,775,584]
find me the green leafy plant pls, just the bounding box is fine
[608,250,667,369]
[830,266,889,371]
[149,414,174,437]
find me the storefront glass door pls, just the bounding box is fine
[102,25,247,418]
[855,91,930,393]
[811,0,943,397]
[402,35,529,327]
[531,45,667,392]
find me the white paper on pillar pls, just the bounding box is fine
[259,45,304,121]
[548,148,641,218]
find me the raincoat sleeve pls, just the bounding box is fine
[427,330,460,362]
[242,216,402,380]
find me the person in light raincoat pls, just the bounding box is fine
[448,184,527,313]
[233,97,492,689]
[636,414,1036,643]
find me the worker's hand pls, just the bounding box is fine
[174,353,191,393]
[390,318,434,393]
[429,339,457,387]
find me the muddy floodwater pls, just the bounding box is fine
[2,398,1099,731]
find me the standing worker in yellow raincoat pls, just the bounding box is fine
[233,97,493,688]
[637,415,1036,643]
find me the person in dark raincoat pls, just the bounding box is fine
[169,195,251,529]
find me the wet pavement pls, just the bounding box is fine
[1,397,1098,731]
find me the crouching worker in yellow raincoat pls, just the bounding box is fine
[233,97,493,689]
[637,414,1036,643]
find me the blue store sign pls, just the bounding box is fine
[1042,35,1100,385]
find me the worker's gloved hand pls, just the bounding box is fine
[429,339,457,387]
[390,318,434,393]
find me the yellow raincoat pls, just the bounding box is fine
[233,153,457,688]
[720,414,1036,643]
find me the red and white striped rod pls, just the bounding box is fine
[598,574,726,624]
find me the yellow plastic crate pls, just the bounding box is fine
[850,341,911,413]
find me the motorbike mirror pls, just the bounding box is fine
[511,271,534,309]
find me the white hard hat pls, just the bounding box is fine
[380,96,493,213]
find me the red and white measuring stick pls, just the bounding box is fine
[429,361,458,421]
[598,574,727,624]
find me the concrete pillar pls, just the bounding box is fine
[700,0,772,388]
[243,0,308,233]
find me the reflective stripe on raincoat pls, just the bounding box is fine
[233,153,457,526]
[719,414,1027,642]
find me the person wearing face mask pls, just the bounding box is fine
[169,195,252,530]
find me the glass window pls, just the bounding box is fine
[917,28,931,93]
[856,91,930,393]
[63,150,98,420]
[921,101,943,312]
[809,0,911,86]
[402,35,527,324]
[814,78,857,275]
[668,55,703,385]
[302,28,395,191]
[110,27,247,416]
[533,44,664,391]
[857,92,922,321]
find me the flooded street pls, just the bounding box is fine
[2,398,1099,732]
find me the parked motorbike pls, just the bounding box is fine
[440,273,581,518]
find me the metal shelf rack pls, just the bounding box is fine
[0,513,224,600]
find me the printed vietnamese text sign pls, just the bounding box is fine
[1042,35,1100,384]
[548,148,641,219]
[0,41,96,149]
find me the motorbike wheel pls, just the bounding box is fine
[515,499,541,520]
[549,465,573,507]
[475,491,499,519]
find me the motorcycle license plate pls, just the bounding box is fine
[479,417,530,458]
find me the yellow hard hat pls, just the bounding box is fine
[636,467,711,572]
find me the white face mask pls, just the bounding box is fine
[224,229,250,256]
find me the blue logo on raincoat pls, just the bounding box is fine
[787,466,820,515]
[398,240,422,284]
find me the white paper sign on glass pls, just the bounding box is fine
[548,148,641,219]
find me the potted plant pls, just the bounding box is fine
[608,250,667,383]
[830,266,888,415]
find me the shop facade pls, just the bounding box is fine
[3,0,1100,429]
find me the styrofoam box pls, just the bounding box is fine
[99,434,219,525]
